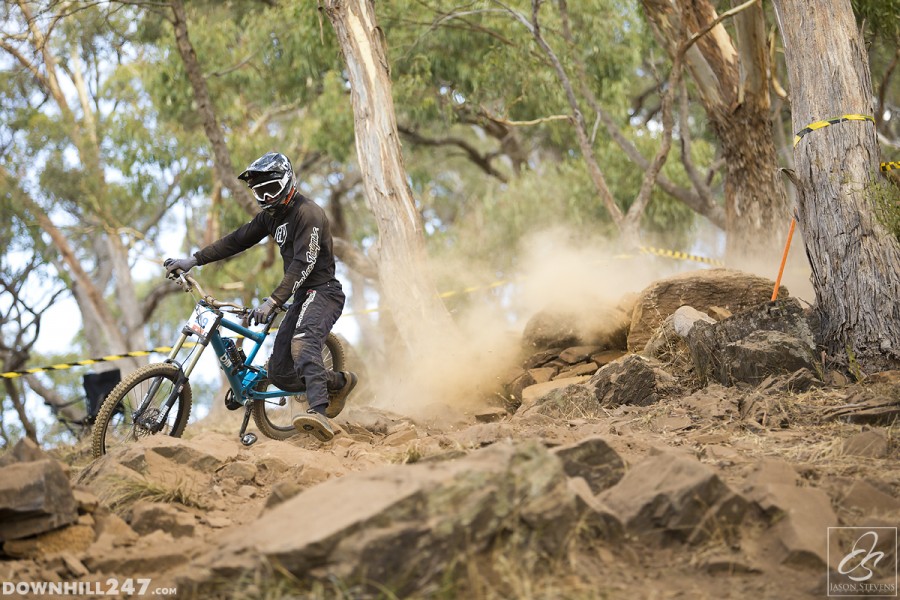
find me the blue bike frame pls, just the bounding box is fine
[166,300,292,409]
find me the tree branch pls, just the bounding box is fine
[169,0,258,216]
[496,0,625,229]
[140,281,181,323]
[876,46,900,129]
[557,0,724,229]
[398,125,509,182]
[23,375,87,424]
[333,237,378,280]
[677,81,715,206]
[3,380,37,442]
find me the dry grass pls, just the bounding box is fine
[98,473,205,515]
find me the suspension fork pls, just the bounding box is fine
[135,323,213,431]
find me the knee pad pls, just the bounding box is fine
[290,336,306,363]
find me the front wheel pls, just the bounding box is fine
[252,333,346,440]
[91,363,192,458]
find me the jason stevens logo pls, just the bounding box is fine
[828,527,898,597]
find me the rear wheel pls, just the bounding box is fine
[252,333,345,440]
[91,363,192,458]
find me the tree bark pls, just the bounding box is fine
[773,0,900,371]
[642,0,790,261]
[320,0,458,354]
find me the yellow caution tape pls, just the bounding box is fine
[4,246,722,378]
[793,114,896,172]
[793,114,874,147]
[638,246,724,266]
[1,345,198,379]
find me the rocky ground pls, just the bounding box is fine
[1,268,898,599]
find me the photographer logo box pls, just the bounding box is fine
[828,527,898,597]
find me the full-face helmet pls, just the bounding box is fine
[238,152,296,217]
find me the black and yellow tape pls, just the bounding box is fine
[793,114,896,172]
[793,114,874,147]
[3,246,722,378]
[639,245,724,266]
[1,345,198,379]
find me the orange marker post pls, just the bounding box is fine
[771,217,797,301]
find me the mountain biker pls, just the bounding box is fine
[164,151,357,442]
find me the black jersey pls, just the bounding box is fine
[193,194,337,305]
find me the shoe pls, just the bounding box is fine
[292,409,335,442]
[326,371,358,418]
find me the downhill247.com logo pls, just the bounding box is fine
[2,579,176,596]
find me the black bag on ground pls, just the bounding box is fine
[82,369,121,422]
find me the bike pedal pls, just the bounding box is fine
[240,433,257,446]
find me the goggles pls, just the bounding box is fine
[250,171,291,204]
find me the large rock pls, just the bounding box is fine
[84,530,200,576]
[552,437,625,494]
[517,379,598,419]
[686,298,818,386]
[746,478,836,568]
[723,331,817,385]
[523,304,630,351]
[599,451,747,543]
[0,450,78,542]
[3,524,95,559]
[181,442,620,596]
[838,479,900,515]
[78,433,346,512]
[520,376,593,408]
[587,355,678,407]
[0,437,48,467]
[628,269,785,352]
[841,430,889,458]
[130,502,196,538]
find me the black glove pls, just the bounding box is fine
[249,298,278,326]
[164,256,198,277]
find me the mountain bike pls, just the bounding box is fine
[90,271,345,458]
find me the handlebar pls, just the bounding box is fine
[166,269,289,322]
[167,270,249,314]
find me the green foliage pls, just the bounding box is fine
[870,179,900,241]
[852,0,900,41]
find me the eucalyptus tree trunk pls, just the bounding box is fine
[773,0,900,371]
[642,0,789,261]
[320,0,458,354]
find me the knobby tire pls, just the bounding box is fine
[91,363,192,458]
[251,333,346,440]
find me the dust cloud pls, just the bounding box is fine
[364,228,670,423]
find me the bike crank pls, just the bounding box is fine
[238,403,257,446]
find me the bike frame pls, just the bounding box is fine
[158,299,293,416]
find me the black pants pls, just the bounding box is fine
[267,280,345,411]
